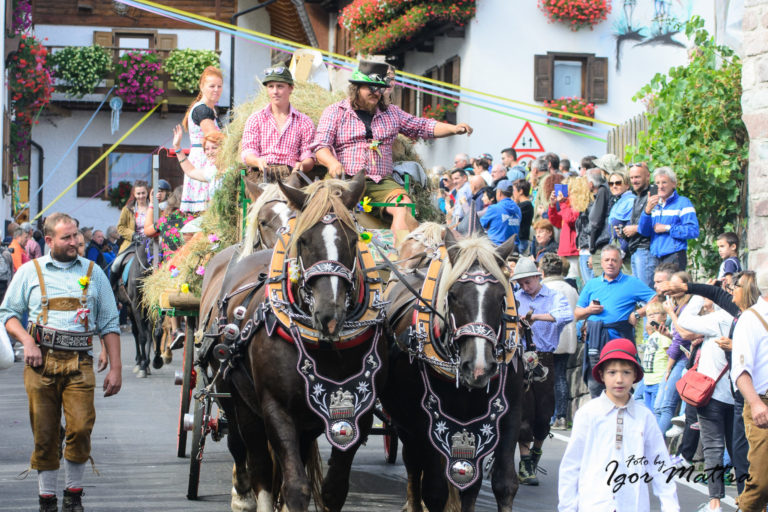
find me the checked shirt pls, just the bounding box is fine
[311,99,436,182]
[240,104,315,166]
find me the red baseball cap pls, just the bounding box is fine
[591,338,643,384]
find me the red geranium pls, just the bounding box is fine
[538,0,611,31]
[543,97,596,127]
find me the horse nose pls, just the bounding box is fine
[314,310,343,336]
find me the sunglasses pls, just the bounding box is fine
[609,181,624,186]
[264,66,287,75]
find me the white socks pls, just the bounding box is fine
[64,459,85,490]
[38,469,57,496]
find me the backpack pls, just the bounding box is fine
[0,250,12,283]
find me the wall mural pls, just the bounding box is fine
[613,0,693,71]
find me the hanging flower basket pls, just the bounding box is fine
[538,0,612,31]
[339,0,476,55]
[163,49,220,95]
[11,0,33,35]
[9,35,54,165]
[115,51,164,111]
[544,97,595,127]
[50,45,112,99]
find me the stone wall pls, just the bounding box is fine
[744,0,768,268]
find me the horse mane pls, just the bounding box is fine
[287,179,357,257]
[240,183,286,260]
[435,236,512,328]
[403,222,444,249]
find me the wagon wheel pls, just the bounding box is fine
[187,377,206,500]
[383,431,398,465]
[177,316,197,457]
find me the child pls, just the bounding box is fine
[639,302,671,411]
[716,232,741,282]
[558,338,679,512]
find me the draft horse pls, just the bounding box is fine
[114,241,164,378]
[198,172,390,511]
[382,230,524,512]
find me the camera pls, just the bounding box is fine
[650,321,661,329]
[649,184,659,196]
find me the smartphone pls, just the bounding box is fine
[650,321,661,329]
[591,299,601,306]
[649,184,659,196]
[554,183,568,198]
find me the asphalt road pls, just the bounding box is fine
[0,334,738,511]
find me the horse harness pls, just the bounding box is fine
[386,244,522,491]
[202,214,389,451]
[30,259,95,352]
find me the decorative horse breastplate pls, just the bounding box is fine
[263,215,388,450]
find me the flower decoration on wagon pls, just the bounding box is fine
[359,231,373,244]
[287,258,301,284]
[358,196,372,213]
[181,283,190,294]
[195,265,206,276]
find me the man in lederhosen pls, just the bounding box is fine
[1,212,122,512]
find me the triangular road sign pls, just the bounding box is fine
[512,121,545,153]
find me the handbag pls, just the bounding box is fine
[675,348,729,407]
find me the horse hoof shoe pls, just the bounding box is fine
[152,356,163,370]
[137,370,147,378]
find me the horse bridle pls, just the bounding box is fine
[254,198,290,250]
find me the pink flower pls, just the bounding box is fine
[195,266,205,276]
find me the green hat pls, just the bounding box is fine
[349,60,390,87]
[263,66,294,85]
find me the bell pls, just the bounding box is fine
[213,344,231,361]
[222,323,240,341]
[330,421,354,446]
[450,460,475,485]
[233,306,247,321]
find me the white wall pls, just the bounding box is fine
[232,0,272,106]
[30,110,178,232]
[401,0,719,170]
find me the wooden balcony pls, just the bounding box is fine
[46,45,224,115]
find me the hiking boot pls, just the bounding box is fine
[39,494,57,512]
[518,455,539,486]
[63,488,84,512]
[530,447,543,468]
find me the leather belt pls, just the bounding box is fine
[34,325,94,352]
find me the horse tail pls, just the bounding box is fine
[443,485,460,512]
[306,439,324,510]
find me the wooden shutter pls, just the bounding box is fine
[587,56,608,104]
[93,31,113,47]
[158,149,184,191]
[156,33,178,51]
[77,147,106,198]
[533,54,553,102]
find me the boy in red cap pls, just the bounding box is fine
[558,338,679,512]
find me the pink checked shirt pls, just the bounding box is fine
[240,104,315,166]
[311,99,436,182]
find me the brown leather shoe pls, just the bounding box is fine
[63,488,84,512]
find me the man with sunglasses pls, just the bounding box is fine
[622,162,654,288]
[240,67,315,179]
[312,60,473,241]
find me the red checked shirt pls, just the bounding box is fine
[240,104,315,166]
[311,99,436,182]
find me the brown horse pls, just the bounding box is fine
[199,172,390,511]
[381,231,524,512]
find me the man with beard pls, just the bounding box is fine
[312,60,472,241]
[0,212,121,512]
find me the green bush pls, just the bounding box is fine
[626,17,748,275]
[163,49,220,95]
[50,45,112,98]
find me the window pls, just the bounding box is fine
[534,52,608,103]
[76,146,184,198]
[392,55,460,118]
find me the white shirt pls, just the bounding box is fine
[732,296,768,394]
[676,295,734,405]
[558,393,680,512]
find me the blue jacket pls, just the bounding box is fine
[480,198,521,245]
[637,190,699,258]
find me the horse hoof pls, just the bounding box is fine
[152,355,163,370]
[132,365,140,374]
[230,487,258,512]
[162,350,172,365]
[137,369,147,378]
